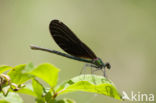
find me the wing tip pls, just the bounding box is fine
[50,19,62,25]
[49,19,63,32]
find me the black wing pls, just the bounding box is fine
[49,20,97,59]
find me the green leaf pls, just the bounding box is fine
[45,98,75,103]
[35,99,45,103]
[56,98,76,103]
[0,65,12,74]
[30,63,59,87]
[17,83,36,97]
[7,64,33,84]
[45,91,53,103]
[22,62,34,73]
[56,75,122,100]
[1,85,10,96]
[0,100,9,103]
[32,79,45,98]
[0,92,23,103]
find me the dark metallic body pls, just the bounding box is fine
[30,20,111,77]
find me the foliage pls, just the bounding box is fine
[0,63,123,103]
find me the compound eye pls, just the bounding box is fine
[105,62,111,69]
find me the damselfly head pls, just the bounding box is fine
[104,62,111,69]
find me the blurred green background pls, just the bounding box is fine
[0,0,156,103]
